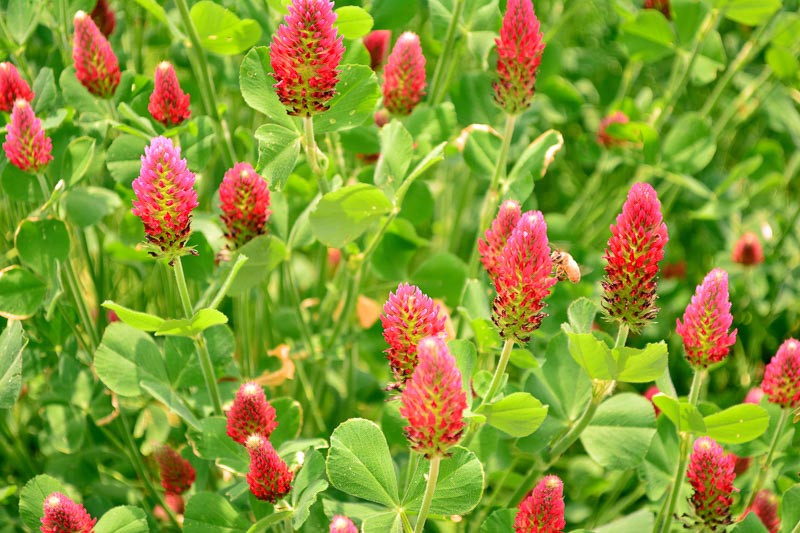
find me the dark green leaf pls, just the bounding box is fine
[580,393,657,469]
[0,266,46,320]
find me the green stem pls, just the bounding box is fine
[547,395,601,463]
[173,257,224,415]
[58,0,71,65]
[744,408,790,509]
[304,116,328,193]
[62,260,100,350]
[615,323,629,349]
[413,456,441,533]
[481,339,515,406]
[429,0,465,105]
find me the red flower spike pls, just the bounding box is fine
[269,0,344,116]
[218,162,271,249]
[154,444,196,495]
[644,0,671,19]
[363,30,391,71]
[40,492,97,533]
[685,437,736,531]
[226,382,278,445]
[494,0,546,114]
[3,99,53,173]
[90,0,116,37]
[399,336,467,458]
[330,515,358,533]
[745,387,764,404]
[492,211,557,343]
[148,61,191,127]
[761,339,800,408]
[72,10,120,98]
[245,435,293,503]
[131,136,198,258]
[596,111,629,148]
[0,62,34,111]
[383,32,427,116]
[741,490,779,533]
[733,454,752,476]
[644,385,661,415]
[732,232,764,266]
[381,283,447,389]
[601,182,668,332]
[676,268,737,370]
[479,200,522,282]
[514,475,566,533]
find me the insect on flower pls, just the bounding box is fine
[551,249,581,283]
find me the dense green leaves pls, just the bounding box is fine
[314,65,380,134]
[580,393,657,469]
[404,446,484,514]
[480,392,548,437]
[310,184,393,248]
[14,218,70,278]
[94,323,168,397]
[94,506,149,533]
[567,332,668,383]
[184,492,250,532]
[619,11,676,62]
[18,475,64,531]
[0,321,26,408]
[334,6,374,39]
[0,266,46,319]
[190,1,261,55]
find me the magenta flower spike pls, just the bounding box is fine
[601,182,668,332]
[269,0,344,116]
[761,338,800,408]
[40,492,97,533]
[2,99,53,173]
[148,61,191,127]
[154,444,196,495]
[514,475,566,533]
[90,0,116,37]
[245,435,293,503]
[479,200,522,282]
[226,382,278,445]
[363,30,391,71]
[494,0,546,114]
[218,162,271,249]
[676,268,737,369]
[741,490,779,533]
[685,437,736,531]
[131,136,198,260]
[329,515,358,533]
[383,32,427,116]
[732,232,764,266]
[0,62,34,111]
[492,211,557,343]
[72,10,120,98]
[399,336,467,458]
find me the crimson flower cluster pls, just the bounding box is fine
[154,444,196,513]
[644,0,671,19]
[148,61,191,127]
[218,162,271,249]
[741,490,779,533]
[363,30,391,71]
[761,338,800,408]
[383,32,427,116]
[40,492,96,533]
[0,62,34,111]
[685,437,736,531]
[2,99,53,173]
[226,382,278,444]
[732,231,764,266]
[514,475,566,533]
[478,199,521,282]
[90,0,116,37]
[73,10,120,98]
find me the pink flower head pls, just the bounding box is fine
[644,385,661,415]
[685,437,736,531]
[676,268,737,369]
[399,336,467,458]
[741,490,779,533]
[72,10,120,98]
[330,515,358,533]
[245,435,293,503]
[602,183,668,332]
[479,200,522,282]
[381,283,447,389]
[90,0,116,37]
[744,387,764,404]
[218,162,271,248]
[732,232,764,266]
[644,0,671,19]
[761,339,800,408]
[383,32,426,116]
[0,62,34,111]
[40,492,97,533]
[494,0,546,114]
[492,211,557,343]
[148,61,191,127]
[154,444,196,495]
[514,475,566,533]
[596,111,629,148]
[269,0,344,116]
[226,382,278,445]
[363,30,391,71]
[3,99,53,173]
[131,136,198,258]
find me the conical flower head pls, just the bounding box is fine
[72,10,120,98]
[686,437,736,531]
[131,136,198,259]
[644,0,671,19]
[154,444,196,495]
[676,268,737,369]
[494,0,546,114]
[492,211,557,343]
[383,32,426,116]
[399,336,467,458]
[601,182,668,332]
[0,62,34,111]
[330,515,358,533]
[245,435,293,503]
[363,30,391,71]
[269,0,344,116]
[741,490,779,533]
[381,283,447,389]
[226,382,278,444]
[514,475,566,533]
[3,100,53,173]
[218,162,271,249]
[596,111,629,148]
[761,338,800,408]
[732,232,764,266]
[148,61,191,127]
[40,492,97,533]
[479,200,522,282]
[90,0,116,37]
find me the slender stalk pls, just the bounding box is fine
[547,395,601,462]
[429,0,465,105]
[58,0,71,65]
[413,457,441,533]
[615,323,629,349]
[481,339,515,406]
[173,257,224,415]
[744,408,791,509]
[62,260,100,350]
[304,116,329,193]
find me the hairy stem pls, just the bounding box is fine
[414,456,441,533]
[304,116,329,194]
